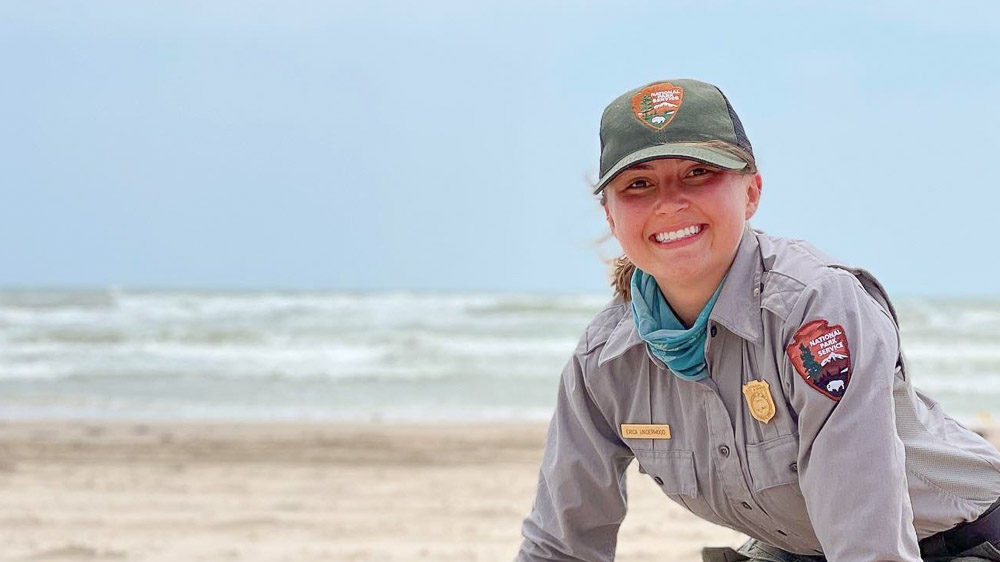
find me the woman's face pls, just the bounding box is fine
[603,157,762,290]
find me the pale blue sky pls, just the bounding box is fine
[2,1,998,295]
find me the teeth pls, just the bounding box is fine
[654,225,701,243]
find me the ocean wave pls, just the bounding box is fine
[912,374,1000,394]
[1,289,998,420]
[903,342,1000,362]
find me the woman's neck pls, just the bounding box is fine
[655,273,725,329]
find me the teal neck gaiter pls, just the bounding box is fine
[629,268,725,381]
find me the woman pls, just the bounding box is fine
[515,79,1000,562]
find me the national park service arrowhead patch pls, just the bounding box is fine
[786,319,852,401]
[631,83,684,130]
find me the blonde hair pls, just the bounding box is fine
[597,141,758,302]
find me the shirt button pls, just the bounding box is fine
[710,325,718,337]
[789,462,798,473]
[741,501,752,510]
[718,445,730,457]
[654,476,664,485]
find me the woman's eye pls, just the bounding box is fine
[688,167,714,177]
[627,179,652,189]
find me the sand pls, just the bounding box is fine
[1,421,995,562]
[0,420,748,562]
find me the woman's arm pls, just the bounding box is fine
[516,335,635,562]
[781,271,921,562]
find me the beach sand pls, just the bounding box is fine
[0,421,995,562]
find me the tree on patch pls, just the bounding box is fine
[640,95,653,117]
[799,344,823,380]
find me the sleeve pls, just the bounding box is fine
[780,272,921,562]
[515,336,635,562]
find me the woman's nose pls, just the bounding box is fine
[653,185,688,214]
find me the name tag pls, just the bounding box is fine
[620,423,671,439]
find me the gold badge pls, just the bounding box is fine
[620,424,671,440]
[742,380,776,424]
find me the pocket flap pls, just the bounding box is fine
[745,434,800,491]
[634,449,698,497]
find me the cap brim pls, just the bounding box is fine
[594,144,747,194]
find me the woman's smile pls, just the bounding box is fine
[649,223,705,246]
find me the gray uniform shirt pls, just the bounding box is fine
[516,227,1000,562]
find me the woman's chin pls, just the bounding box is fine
[644,261,727,290]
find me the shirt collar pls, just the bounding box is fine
[597,225,764,367]
[710,225,765,345]
[598,305,645,367]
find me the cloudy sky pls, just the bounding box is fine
[3,1,998,295]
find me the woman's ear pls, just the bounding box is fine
[744,174,763,219]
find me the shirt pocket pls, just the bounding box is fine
[634,449,729,528]
[745,434,811,524]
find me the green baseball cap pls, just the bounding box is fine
[594,79,754,194]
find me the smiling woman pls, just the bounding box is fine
[600,139,758,307]
[601,156,760,326]
[514,79,1000,562]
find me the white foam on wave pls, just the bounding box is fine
[413,333,578,357]
[904,342,1000,362]
[1,290,998,420]
[910,372,1000,394]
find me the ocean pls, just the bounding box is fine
[1,289,998,424]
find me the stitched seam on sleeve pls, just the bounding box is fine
[581,351,629,450]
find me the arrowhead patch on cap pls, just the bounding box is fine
[786,319,852,401]
[631,83,684,130]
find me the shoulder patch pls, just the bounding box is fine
[785,319,852,401]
